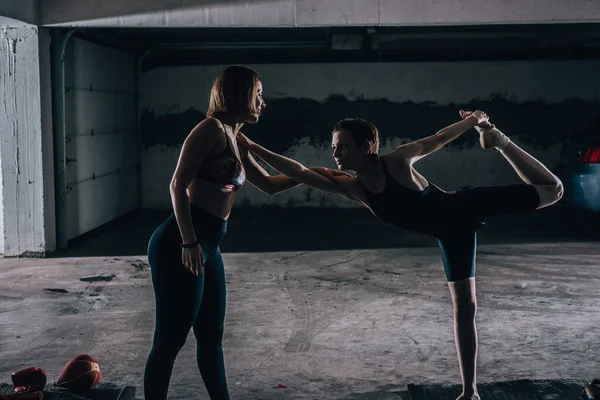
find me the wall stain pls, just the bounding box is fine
[142,96,600,153]
[142,109,206,148]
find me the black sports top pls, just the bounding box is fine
[357,159,482,238]
[195,132,246,191]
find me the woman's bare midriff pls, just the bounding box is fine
[187,178,236,220]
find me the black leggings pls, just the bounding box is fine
[144,204,229,400]
[436,184,540,282]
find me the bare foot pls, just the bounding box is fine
[459,109,510,150]
[456,393,481,400]
[477,125,511,150]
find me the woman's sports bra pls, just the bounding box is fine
[195,127,246,191]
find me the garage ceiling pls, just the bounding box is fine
[64,23,600,71]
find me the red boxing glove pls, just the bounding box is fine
[11,367,46,393]
[55,354,101,392]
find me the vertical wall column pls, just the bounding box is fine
[0,24,53,256]
[50,29,73,250]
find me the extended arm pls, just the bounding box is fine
[393,111,486,165]
[242,152,303,195]
[242,148,351,195]
[238,134,354,196]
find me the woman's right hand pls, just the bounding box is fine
[182,245,204,276]
[459,109,494,128]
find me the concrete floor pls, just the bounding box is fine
[1,205,600,399]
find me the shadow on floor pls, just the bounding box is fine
[48,204,599,258]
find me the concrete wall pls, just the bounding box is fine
[39,0,600,28]
[141,61,600,209]
[63,38,138,239]
[0,25,47,255]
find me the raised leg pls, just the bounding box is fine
[496,140,563,209]
[459,110,563,209]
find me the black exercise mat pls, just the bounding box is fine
[407,379,587,400]
[0,383,136,400]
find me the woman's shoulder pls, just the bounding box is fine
[188,117,227,143]
[381,151,412,172]
[195,117,225,134]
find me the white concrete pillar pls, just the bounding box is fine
[0,22,54,256]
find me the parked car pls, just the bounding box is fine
[555,114,600,217]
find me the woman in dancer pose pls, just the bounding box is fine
[143,65,346,399]
[237,110,563,400]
